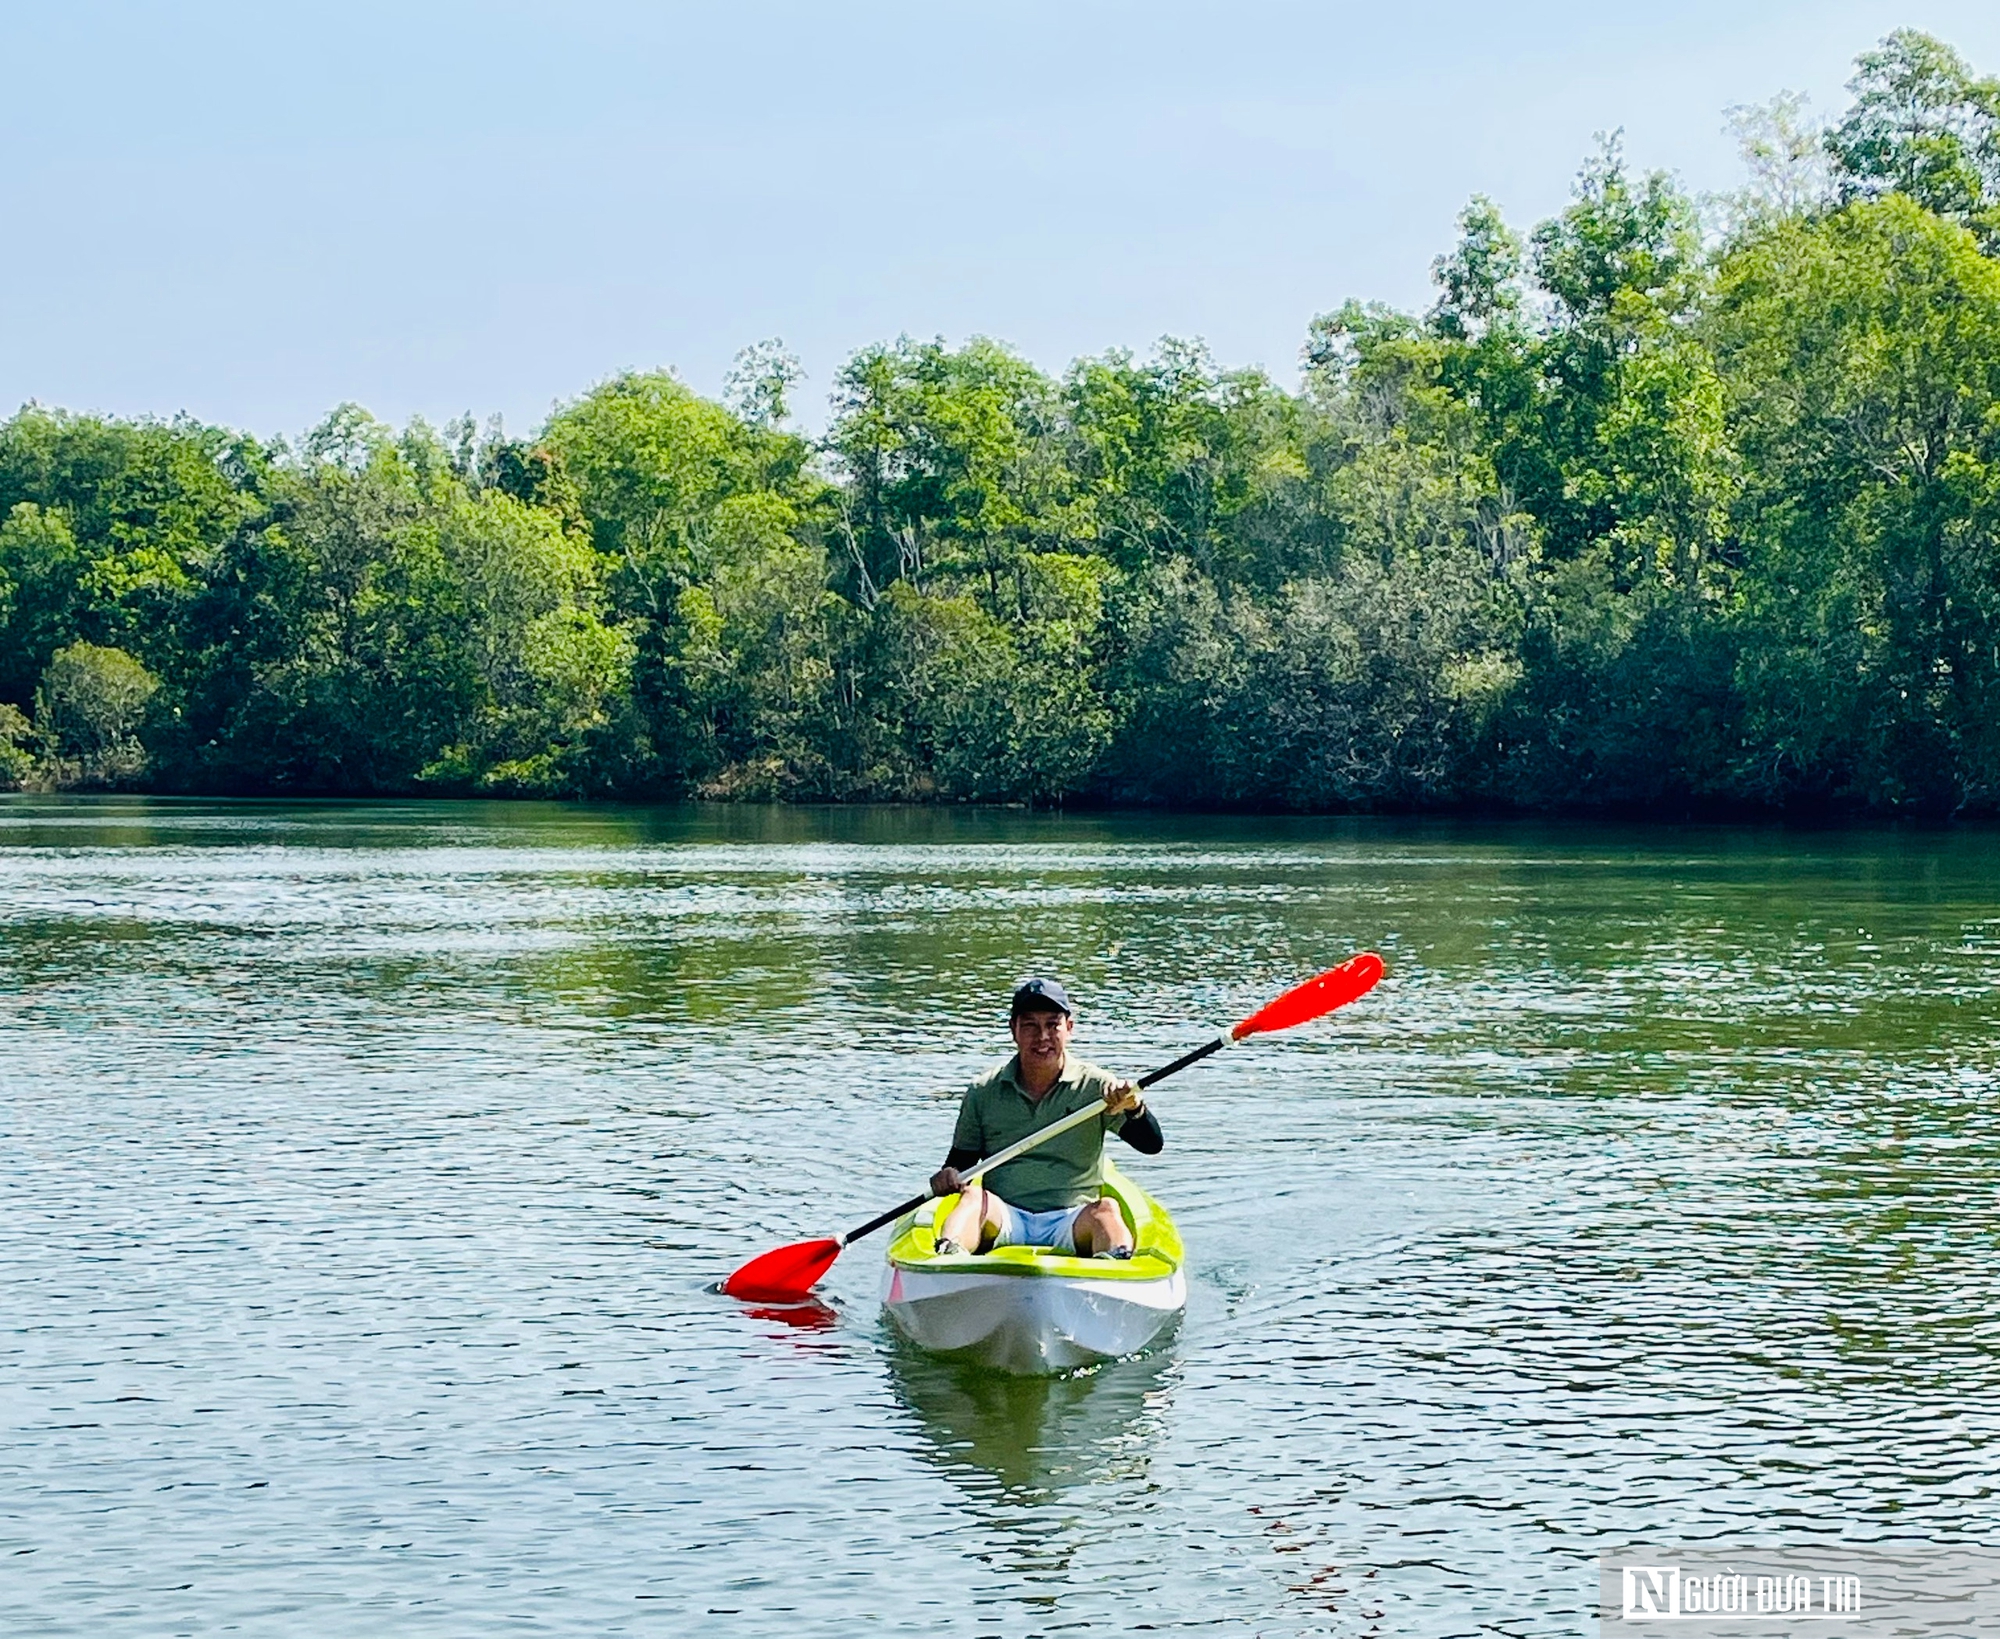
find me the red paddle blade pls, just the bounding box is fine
[721,1237,842,1302]
[1229,952,1384,1040]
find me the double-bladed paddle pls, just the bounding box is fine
[720,952,1385,1303]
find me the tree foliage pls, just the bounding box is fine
[6,31,2000,815]
[34,641,159,785]
[1827,30,2000,246]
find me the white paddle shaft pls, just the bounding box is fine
[836,1032,1235,1246]
[961,1098,1113,1186]
[958,1033,1232,1188]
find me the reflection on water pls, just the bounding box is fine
[884,1333,1179,1498]
[741,1294,842,1332]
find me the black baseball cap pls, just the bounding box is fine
[1010,976,1074,1016]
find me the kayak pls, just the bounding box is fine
[881,1163,1186,1375]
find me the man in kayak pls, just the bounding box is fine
[928,976,1163,1259]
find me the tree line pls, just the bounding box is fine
[7,29,2000,815]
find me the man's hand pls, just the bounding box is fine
[930,1166,965,1197]
[1102,1080,1144,1116]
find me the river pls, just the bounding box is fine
[3,798,1996,1636]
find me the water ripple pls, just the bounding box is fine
[3,798,1996,1636]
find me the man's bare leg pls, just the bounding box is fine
[1071,1197,1133,1256]
[937,1185,1003,1252]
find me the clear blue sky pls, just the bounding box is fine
[5,1,1999,438]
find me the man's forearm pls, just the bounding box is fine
[1117,1107,1163,1154]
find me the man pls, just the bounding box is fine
[929,976,1163,1259]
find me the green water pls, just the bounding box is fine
[3,798,1997,1636]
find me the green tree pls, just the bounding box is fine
[0,501,84,704]
[828,337,1085,608]
[538,371,827,791]
[867,554,1112,804]
[666,504,841,798]
[34,641,159,785]
[1826,30,2000,246]
[1525,138,1706,561]
[416,490,635,794]
[6,24,2000,821]
[543,371,817,609]
[1586,334,1740,603]
[1066,341,1328,588]
[1714,194,2000,811]
[189,422,478,792]
[0,407,265,689]
[1098,559,1251,802]
[1429,197,1524,341]
[723,339,805,429]
[0,702,32,788]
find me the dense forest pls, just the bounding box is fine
[7,30,2000,814]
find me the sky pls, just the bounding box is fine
[5,0,2000,439]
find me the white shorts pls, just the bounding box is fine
[989,1199,1085,1254]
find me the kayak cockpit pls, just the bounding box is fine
[886,1171,1181,1280]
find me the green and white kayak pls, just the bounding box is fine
[882,1163,1186,1375]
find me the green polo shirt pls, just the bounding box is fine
[951,1054,1131,1213]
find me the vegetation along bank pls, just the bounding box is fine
[6,31,2000,815]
